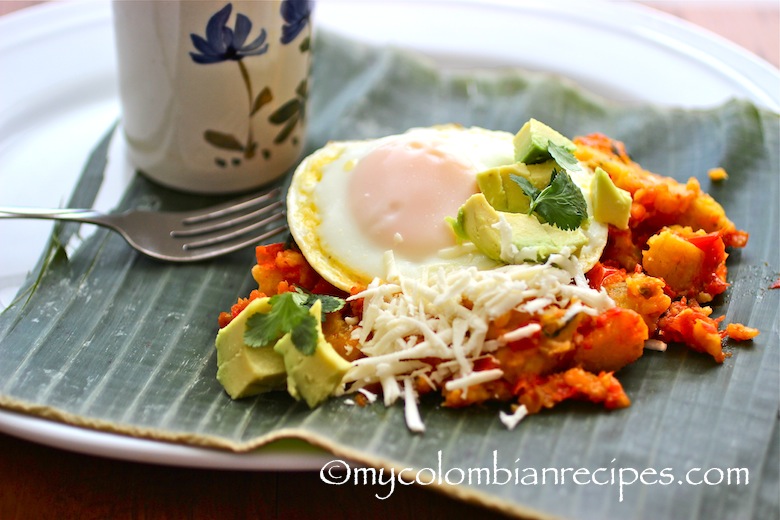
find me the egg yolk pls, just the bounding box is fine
[348,137,478,260]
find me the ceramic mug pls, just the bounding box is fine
[112,0,312,194]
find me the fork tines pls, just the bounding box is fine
[171,188,288,253]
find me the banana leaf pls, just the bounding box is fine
[1,31,778,520]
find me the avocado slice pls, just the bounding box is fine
[456,193,588,263]
[215,298,287,399]
[591,167,632,229]
[513,118,576,164]
[477,160,557,213]
[273,300,351,408]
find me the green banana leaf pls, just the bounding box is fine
[1,31,778,520]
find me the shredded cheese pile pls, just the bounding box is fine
[340,249,614,432]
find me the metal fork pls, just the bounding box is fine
[0,187,287,262]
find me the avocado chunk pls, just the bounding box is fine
[591,167,632,229]
[273,300,351,408]
[513,118,576,164]
[215,298,287,399]
[456,193,588,263]
[477,161,557,213]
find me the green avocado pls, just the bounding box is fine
[476,160,557,213]
[273,300,351,408]
[215,298,287,399]
[456,193,588,262]
[591,167,632,229]
[513,118,576,164]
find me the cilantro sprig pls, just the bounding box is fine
[510,168,588,231]
[243,288,345,356]
[547,142,581,172]
[289,287,346,315]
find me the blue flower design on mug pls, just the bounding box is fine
[190,3,273,165]
[280,0,312,46]
[189,3,269,63]
[268,0,312,147]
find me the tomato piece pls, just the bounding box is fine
[685,232,726,265]
[586,262,621,289]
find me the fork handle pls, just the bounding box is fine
[0,207,106,224]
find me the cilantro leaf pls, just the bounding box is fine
[244,292,304,348]
[291,314,319,356]
[510,173,540,201]
[293,287,345,316]
[290,289,309,307]
[511,169,588,231]
[532,169,588,230]
[548,142,581,172]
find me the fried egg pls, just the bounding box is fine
[286,125,607,292]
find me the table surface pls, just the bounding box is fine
[1,1,778,519]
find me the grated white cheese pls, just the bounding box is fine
[376,362,402,406]
[499,404,529,430]
[342,251,615,432]
[403,378,425,433]
[444,368,504,391]
[500,323,542,344]
[644,339,668,352]
[357,388,378,403]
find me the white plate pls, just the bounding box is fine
[0,0,778,470]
